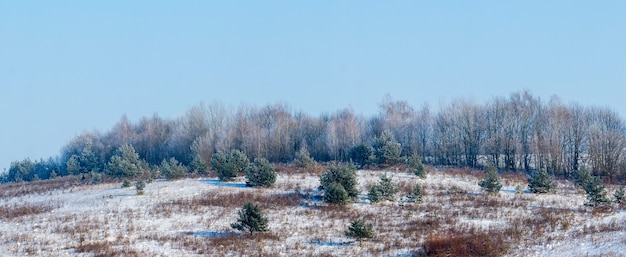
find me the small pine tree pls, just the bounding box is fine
[584,176,610,207]
[135,180,145,195]
[212,150,250,182]
[407,154,426,178]
[319,162,359,199]
[324,182,349,205]
[121,179,131,188]
[245,158,276,187]
[230,202,269,234]
[573,167,592,188]
[479,166,502,194]
[293,146,315,169]
[345,220,374,245]
[614,187,625,205]
[528,169,555,194]
[372,130,402,167]
[349,144,374,168]
[190,155,208,174]
[408,184,423,202]
[368,173,399,203]
[160,158,188,180]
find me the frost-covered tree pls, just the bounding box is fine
[614,187,625,205]
[245,158,276,187]
[230,202,269,234]
[160,157,188,180]
[106,144,144,179]
[320,162,359,200]
[293,145,316,169]
[584,176,610,207]
[528,169,555,194]
[479,165,502,194]
[345,220,374,245]
[368,173,399,203]
[212,150,249,181]
[407,153,426,178]
[372,130,402,167]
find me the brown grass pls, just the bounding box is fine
[421,230,509,257]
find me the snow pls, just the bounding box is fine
[0,169,624,256]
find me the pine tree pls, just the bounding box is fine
[106,144,144,179]
[293,146,315,169]
[479,165,502,194]
[408,184,423,202]
[245,158,276,187]
[319,162,359,201]
[368,173,399,203]
[528,169,555,194]
[614,187,625,206]
[349,144,374,168]
[135,180,146,195]
[345,220,374,245]
[190,155,208,174]
[584,176,610,207]
[212,150,250,182]
[230,202,269,234]
[408,154,426,179]
[160,157,188,180]
[573,167,592,188]
[372,130,402,167]
[324,182,349,205]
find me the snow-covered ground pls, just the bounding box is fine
[0,169,624,256]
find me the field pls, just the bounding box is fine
[0,166,624,256]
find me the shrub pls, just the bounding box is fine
[121,179,131,188]
[479,166,502,194]
[324,182,349,205]
[135,180,145,195]
[422,232,508,257]
[230,202,269,234]
[408,184,423,202]
[528,169,554,194]
[319,162,359,200]
[368,173,399,203]
[345,220,374,245]
[245,158,276,187]
[584,176,610,207]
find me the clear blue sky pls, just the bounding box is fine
[1,1,625,171]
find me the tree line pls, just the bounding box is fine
[4,91,626,183]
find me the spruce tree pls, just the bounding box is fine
[584,176,610,207]
[479,165,502,194]
[528,169,555,194]
[231,202,269,234]
[345,220,374,245]
[245,158,276,187]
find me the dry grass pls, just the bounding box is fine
[0,166,623,256]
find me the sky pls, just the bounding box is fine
[1,1,625,171]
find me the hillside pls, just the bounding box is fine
[0,167,624,256]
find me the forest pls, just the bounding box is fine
[4,90,626,184]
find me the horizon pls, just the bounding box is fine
[2,1,626,171]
